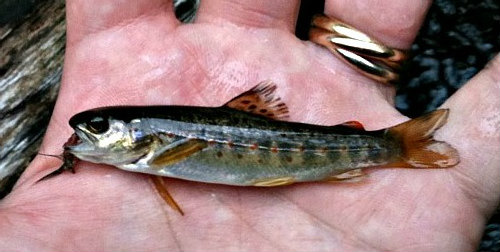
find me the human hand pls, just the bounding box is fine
[1,0,499,251]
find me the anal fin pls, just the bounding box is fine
[151,176,184,215]
[324,169,366,183]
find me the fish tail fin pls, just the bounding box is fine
[387,109,459,168]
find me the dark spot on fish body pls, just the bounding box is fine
[326,147,342,163]
[334,144,352,165]
[256,148,271,166]
[248,105,257,110]
[297,144,305,152]
[199,128,207,136]
[317,146,328,154]
[339,145,349,152]
[259,109,268,113]
[351,149,371,163]
[301,150,318,166]
[217,151,223,158]
[368,144,394,164]
[240,100,251,105]
[278,141,299,154]
[237,153,243,159]
[285,156,293,163]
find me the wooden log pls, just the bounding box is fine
[0,0,65,197]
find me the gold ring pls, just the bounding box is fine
[309,14,408,84]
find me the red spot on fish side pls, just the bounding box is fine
[227,141,234,148]
[167,133,174,138]
[208,139,216,146]
[271,147,278,153]
[250,143,258,150]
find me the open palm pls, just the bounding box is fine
[1,0,499,251]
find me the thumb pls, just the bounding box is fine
[438,53,500,216]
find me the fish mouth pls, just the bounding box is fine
[63,133,81,148]
[65,126,98,154]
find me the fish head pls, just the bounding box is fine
[65,108,153,165]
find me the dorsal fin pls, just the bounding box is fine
[223,81,289,120]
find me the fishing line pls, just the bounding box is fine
[37,152,63,160]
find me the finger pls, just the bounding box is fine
[438,54,500,215]
[196,0,300,32]
[324,0,432,49]
[66,0,179,45]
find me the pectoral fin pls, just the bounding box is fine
[151,138,207,166]
[223,81,289,120]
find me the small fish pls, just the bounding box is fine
[40,81,459,214]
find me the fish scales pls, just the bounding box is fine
[124,107,399,185]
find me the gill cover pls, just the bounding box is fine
[67,109,153,165]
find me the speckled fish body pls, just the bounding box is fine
[61,82,459,187]
[119,106,397,185]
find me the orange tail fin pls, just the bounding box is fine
[387,109,459,168]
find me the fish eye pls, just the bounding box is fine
[87,116,109,134]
